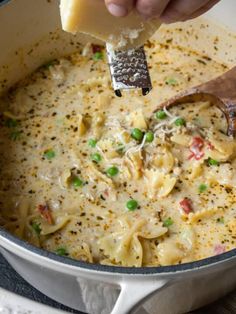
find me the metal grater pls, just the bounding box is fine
[106,43,152,97]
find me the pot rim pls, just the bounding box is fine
[0,0,236,276]
[1,228,236,275]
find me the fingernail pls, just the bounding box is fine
[160,14,175,24]
[107,3,127,17]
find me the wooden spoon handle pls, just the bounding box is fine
[158,67,236,137]
[195,66,236,137]
[196,66,236,100]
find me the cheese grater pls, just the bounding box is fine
[106,43,152,97]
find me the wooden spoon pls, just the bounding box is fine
[156,66,236,137]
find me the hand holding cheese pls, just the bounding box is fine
[60,0,161,49]
[105,0,220,22]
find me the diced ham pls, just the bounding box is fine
[91,44,103,53]
[179,198,193,214]
[188,136,205,160]
[214,244,226,255]
[38,204,54,225]
[206,141,214,150]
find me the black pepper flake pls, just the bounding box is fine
[70,230,77,235]
[197,59,207,65]
[100,195,106,200]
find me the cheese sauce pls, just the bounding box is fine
[0,24,235,267]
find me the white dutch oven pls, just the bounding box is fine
[0,1,236,313]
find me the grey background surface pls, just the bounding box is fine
[0,253,84,313]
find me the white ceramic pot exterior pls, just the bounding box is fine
[0,1,236,313]
[1,233,236,314]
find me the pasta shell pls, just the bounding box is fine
[140,239,160,266]
[99,231,143,267]
[70,243,93,263]
[152,148,175,174]
[92,113,106,138]
[171,133,191,147]
[157,240,184,266]
[126,109,148,130]
[97,139,119,159]
[144,169,176,199]
[125,151,143,179]
[99,216,166,267]
[190,162,203,179]
[40,216,71,235]
[86,162,115,188]
[206,163,236,187]
[188,208,221,223]
[206,129,236,161]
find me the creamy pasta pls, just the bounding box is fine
[0,24,235,267]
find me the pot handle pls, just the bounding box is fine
[111,278,169,314]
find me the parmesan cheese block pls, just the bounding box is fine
[60,0,161,49]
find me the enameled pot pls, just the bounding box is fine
[0,1,236,313]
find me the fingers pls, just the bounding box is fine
[105,0,135,17]
[160,0,219,23]
[104,0,220,22]
[179,0,220,21]
[136,0,170,19]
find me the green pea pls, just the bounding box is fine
[88,138,97,148]
[126,199,138,211]
[166,78,178,86]
[175,118,185,126]
[198,184,207,193]
[217,217,224,224]
[72,176,83,188]
[10,130,22,141]
[106,166,119,177]
[208,158,219,166]
[91,153,102,163]
[131,128,144,141]
[145,131,154,143]
[43,149,56,160]
[93,52,103,61]
[163,217,174,227]
[5,118,18,128]
[156,110,167,120]
[56,247,68,256]
[31,222,41,236]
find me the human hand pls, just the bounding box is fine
[104,0,220,23]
